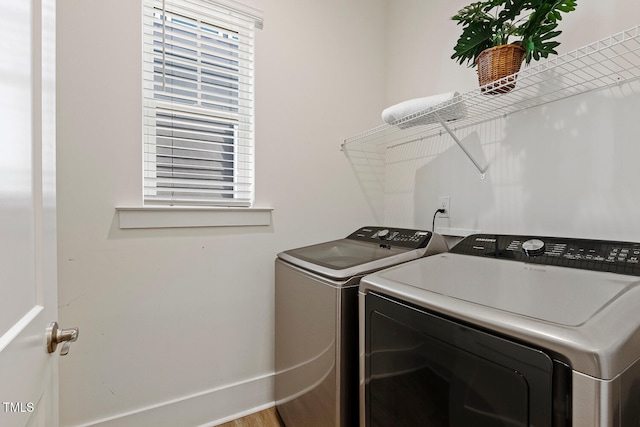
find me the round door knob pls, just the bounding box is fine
[522,239,545,256]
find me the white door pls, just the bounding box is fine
[0,1,64,426]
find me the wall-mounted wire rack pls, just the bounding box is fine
[341,25,640,179]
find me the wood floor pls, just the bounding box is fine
[217,407,284,427]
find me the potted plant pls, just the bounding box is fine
[451,0,577,93]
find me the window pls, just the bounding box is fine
[142,0,261,207]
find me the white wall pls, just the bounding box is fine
[57,0,640,424]
[56,1,384,425]
[380,0,640,241]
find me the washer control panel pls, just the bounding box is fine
[347,226,433,249]
[451,234,640,276]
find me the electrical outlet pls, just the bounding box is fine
[439,197,450,218]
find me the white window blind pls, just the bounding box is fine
[142,0,260,207]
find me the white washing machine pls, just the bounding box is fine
[275,226,448,427]
[359,233,640,426]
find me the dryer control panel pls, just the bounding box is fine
[347,226,433,249]
[451,234,640,276]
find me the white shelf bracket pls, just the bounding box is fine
[434,112,486,180]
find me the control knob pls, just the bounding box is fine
[522,239,545,256]
[377,229,390,240]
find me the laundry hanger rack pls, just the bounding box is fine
[342,25,640,179]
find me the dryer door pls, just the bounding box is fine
[363,292,570,427]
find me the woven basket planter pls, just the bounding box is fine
[476,44,526,94]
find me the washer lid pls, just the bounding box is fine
[277,226,447,280]
[278,238,423,280]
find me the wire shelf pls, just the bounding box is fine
[342,25,640,150]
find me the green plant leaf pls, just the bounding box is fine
[555,0,577,12]
[452,2,493,25]
[451,23,495,66]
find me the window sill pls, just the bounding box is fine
[115,206,273,229]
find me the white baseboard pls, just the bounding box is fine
[74,373,274,427]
